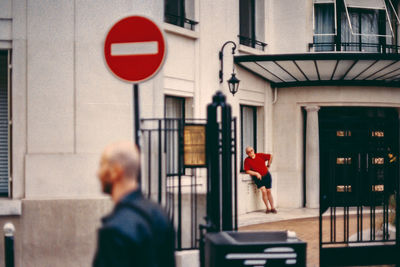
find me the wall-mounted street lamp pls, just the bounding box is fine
[219,41,240,96]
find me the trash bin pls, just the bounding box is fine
[204,231,306,267]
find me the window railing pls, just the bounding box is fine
[309,42,400,54]
[165,13,198,31]
[238,35,267,51]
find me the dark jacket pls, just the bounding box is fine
[93,190,176,267]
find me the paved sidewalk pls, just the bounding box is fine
[238,208,320,266]
[238,208,394,267]
[238,207,319,227]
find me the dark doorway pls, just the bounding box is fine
[319,107,400,266]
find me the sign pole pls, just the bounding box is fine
[133,83,140,148]
[133,83,142,187]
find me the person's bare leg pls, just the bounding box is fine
[266,188,276,213]
[260,187,270,211]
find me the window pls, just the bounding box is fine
[241,105,257,169]
[239,0,266,50]
[312,0,398,52]
[0,51,10,196]
[165,96,185,175]
[164,0,197,30]
[313,0,336,51]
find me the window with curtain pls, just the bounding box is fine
[312,0,397,52]
[164,0,196,30]
[0,51,9,196]
[341,8,381,52]
[165,96,185,175]
[241,105,257,170]
[314,2,336,51]
[239,0,266,50]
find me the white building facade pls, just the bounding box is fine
[1,0,400,265]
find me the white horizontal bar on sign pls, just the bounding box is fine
[111,41,158,56]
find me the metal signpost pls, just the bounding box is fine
[104,15,166,146]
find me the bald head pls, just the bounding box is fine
[246,146,255,158]
[102,141,140,180]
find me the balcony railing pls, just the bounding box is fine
[309,42,400,54]
[238,35,267,51]
[165,13,198,31]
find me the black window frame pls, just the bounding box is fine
[337,2,388,52]
[164,96,186,176]
[164,0,198,31]
[311,0,398,53]
[239,0,267,51]
[240,105,257,172]
[164,95,185,120]
[0,50,10,197]
[239,0,255,47]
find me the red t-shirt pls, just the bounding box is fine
[244,153,271,176]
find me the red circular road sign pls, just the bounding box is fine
[104,16,166,83]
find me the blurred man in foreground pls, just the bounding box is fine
[93,141,175,267]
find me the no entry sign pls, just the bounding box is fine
[104,16,166,83]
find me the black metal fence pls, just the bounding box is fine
[238,35,267,51]
[164,13,198,30]
[139,116,237,250]
[319,107,400,266]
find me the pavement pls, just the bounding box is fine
[238,207,319,227]
[238,208,320,266]
[237,208,394,267]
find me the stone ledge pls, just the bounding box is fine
[163,23,199,40]
[0,199,22,216]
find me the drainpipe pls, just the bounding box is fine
[272,87,278,104]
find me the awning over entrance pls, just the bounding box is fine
[234,53,400,88]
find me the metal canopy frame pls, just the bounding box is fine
[234,53,400,88]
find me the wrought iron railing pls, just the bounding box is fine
[238,35,267,51]
[140,118,206,250]
[139,116,237,251]
[309,42,400,53]
[165,13,198,31]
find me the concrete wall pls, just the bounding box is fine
[5,1,164,266]
[19,199,112,267]
[19,0,163,199]
[273,86,400,207]
[269,0,313,53]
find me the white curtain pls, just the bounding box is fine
[241,106,256,165]
[185,0,195,20]
[341,9,379,52]
[165,97,184,175]
[341,11,360,51]
[360,11,379,52]
[314,3,335,51]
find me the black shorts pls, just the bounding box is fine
[252,172,272,189]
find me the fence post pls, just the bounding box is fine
[200,91,234,267]
[3,222,15,267]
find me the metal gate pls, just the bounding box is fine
[139,113,237,250]
[319,107,400,266]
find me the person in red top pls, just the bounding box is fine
[244,146,276,213]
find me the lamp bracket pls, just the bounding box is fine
[219,41,237,83]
